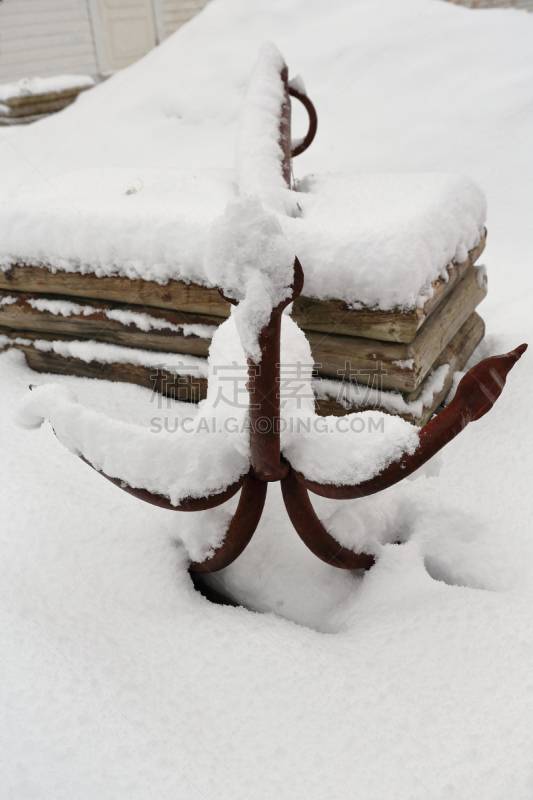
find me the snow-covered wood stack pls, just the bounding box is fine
[0,45,488,426]
[0,75,94,126]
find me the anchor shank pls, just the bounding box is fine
[248,306,287,482]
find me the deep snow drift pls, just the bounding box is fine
[1,1,533,798]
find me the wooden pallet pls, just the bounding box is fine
[315,312,485,426]
[0,233,485,344]
[0,312,484,426]
[0,330,207,404]
[0,261,487,394]
[0,292,214,358]
[0,84,93,126]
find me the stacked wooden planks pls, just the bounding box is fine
[0,54,488,425]
[0,230,487,425]
[0,77,94,126]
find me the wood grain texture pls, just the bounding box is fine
[292,232,486,341]
[0,329,207,403]
[0,233,485,342]
[306,264,487,391]
[315,312,485,426]
[0,313,485,421]
[2,87,89,108]
[0,262,486,392]
[0,291,215,357]
[0,267,232,318]
[0,94,82,118]
[444,0,532,9]
[0,113,50,126]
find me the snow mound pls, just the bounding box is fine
[282,409,419,486]
[236,41,295,215]
[0,166,485,310]
[288,172,486,309]
[18,380,248,506]
[0,167,237,284]
[0,32,486,311]
[2,0,533,794]
[204,194,295,361]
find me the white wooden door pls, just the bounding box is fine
[97,0,158,70]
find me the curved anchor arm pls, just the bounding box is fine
[79,455,247,511]
[81,456,266,574]
[190,471,267,573]
[281,467,375,570]
[295,344,527,501]
[83,452,267,573]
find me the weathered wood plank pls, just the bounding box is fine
[0,330,207,403]
[293,232,486,341]
[403,312,482,404]
[1,313,484,423]
[0,266,231,318]
[306,264,486,391]
[0,234,486,343]
[315,312,485,426]
[0,262,486,392]
[0,292,215,357]
[2,87,90,109]
[0,95,79,118]
[411,265,486,380]
[444,0,533,10]
[0,113,50,126]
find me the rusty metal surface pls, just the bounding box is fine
[58,60,527,583]
[289,86,318,158]
[279,72,319,187]
[281,467,375,570]
[190,472,267,573]
[80,278,525,574]
[80,455,246,511]
[296,344,528,500]
[247,257,304,481]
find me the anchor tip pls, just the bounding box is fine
[511,343,528,360]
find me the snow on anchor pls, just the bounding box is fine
[18,44,527,585]
[20,194,527,578]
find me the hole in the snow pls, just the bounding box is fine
[189,569,241,607]
[384,524,413,547]
[180,493,378,633]
[188,564,367,634]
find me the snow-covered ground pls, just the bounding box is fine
[1,0,533,797]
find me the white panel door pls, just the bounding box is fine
[97,0,157,70]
